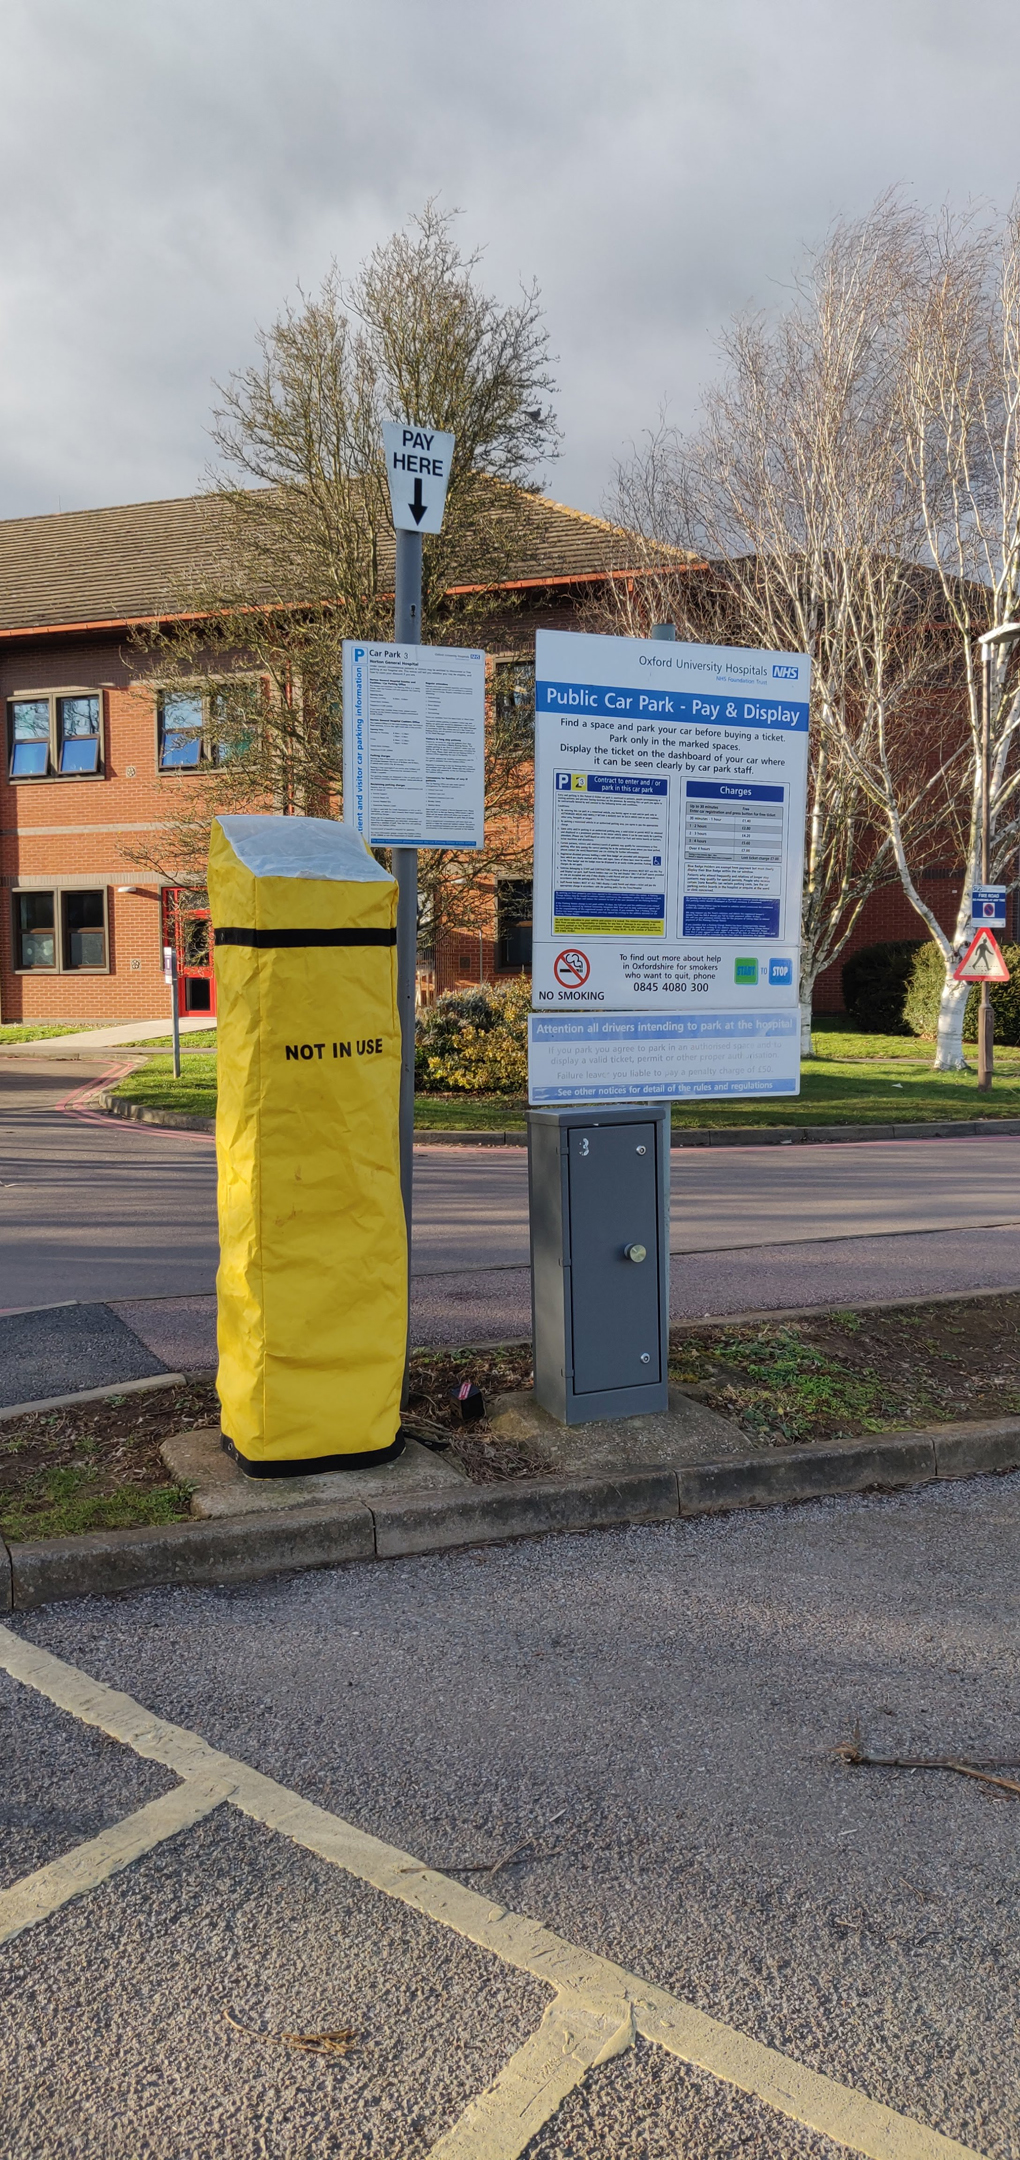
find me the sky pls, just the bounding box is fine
[3,0,1020,525]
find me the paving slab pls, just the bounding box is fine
[162,1427,469,1517]
[488,1383,754,1471]
[110,1293,217,1371]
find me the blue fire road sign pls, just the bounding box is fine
[971,884,1007,927]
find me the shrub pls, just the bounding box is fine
[963,942,1020,1044]
[900,941,949,1038]
[840,941,923,1033]
[415,977,530,1093]
[870,937,1020,1044]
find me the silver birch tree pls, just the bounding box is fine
[895,208,1020,1068]
[603,203,944,1053]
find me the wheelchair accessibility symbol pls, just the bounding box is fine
[554,948,591,987]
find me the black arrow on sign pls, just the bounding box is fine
[409,477,428,525]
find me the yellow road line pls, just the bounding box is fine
[427,1991,634,2160]
[0,1625,986,2160]
[0,1776,233,1945]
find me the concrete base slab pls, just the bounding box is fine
[161,1427,469,1518]
[487,1384,751,1472]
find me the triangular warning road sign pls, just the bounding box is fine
[953,928,1011,982]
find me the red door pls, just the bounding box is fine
[162,888,216,1016]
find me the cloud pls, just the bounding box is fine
[2,0,1020,519]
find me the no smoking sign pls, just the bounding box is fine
[554,948,590,987]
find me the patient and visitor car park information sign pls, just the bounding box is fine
[528,627,811,1103]
[343,640,485,849]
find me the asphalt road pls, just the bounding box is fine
[7,1057,1020,1372]
[4,1471,1019,2156]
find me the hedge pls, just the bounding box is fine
[841,941,923,1034]
[415,977,530,1093]
[843,936,1020,1042]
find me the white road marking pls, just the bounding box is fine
[0,1776,233,1944]
[0,1626,986,2160]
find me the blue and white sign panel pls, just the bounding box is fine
[971,885,1007,927]
[532,628,810,1014]
[528,1012,800,1104]
[342,640,485,849]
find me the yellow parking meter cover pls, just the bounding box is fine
[210,814,405,1473]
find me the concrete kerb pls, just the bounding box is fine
[3,1416,1020,1612]
[96,1092,215,1135]
[0,1372,188,1425]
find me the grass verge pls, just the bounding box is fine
[107,1015,1020,1131]
[0,1023,110,1044]
[0,1380,213,1542]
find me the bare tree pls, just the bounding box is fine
[131,203,557,924]
[599,202,948,1054]
[892,205,1020,1067]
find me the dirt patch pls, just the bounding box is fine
[0,1348,544,1539]
[403,1343,547,1481]
[669,1294,1020,1447]
[5,1301,1016,1540]
[0,1380,218,1541]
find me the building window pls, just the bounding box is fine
[493,661,535,757]
[10,699,51,777]
[158,684,255,770]
[159,691,204,768]
[497,878,533,969]
[64,890,107,968]
[16,892,57,968]
[7,691,103,780]
[58,696,101,774]
[14,889,108,971]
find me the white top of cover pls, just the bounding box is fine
[217,815,392,883]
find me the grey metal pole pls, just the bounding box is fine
[393,530,422,1368]
[170,953,181,1080]
[651,623,676,641]
[979,644,993,1092]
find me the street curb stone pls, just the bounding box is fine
[6,1420,1020,1608]
[8,1501,375,1609]
[675,1436,938,1515]
[97,1091,215,1135]
[932,1416,1020,1478]
[370,1469,679,1558]
[0,1373,187,1424]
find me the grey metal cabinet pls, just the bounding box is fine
[528,1102,670,1424]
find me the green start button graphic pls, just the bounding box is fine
[734,955,759,986]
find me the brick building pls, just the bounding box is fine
[0,490,684,1023]
[0,489,979,1023]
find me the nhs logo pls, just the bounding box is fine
[772,664,798,680]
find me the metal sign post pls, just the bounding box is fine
[380,425,457,1386]
[163,944,181,1079]
[393,530,422,1282]
[975,622,1020,1091]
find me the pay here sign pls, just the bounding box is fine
[532,628,810,1015]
